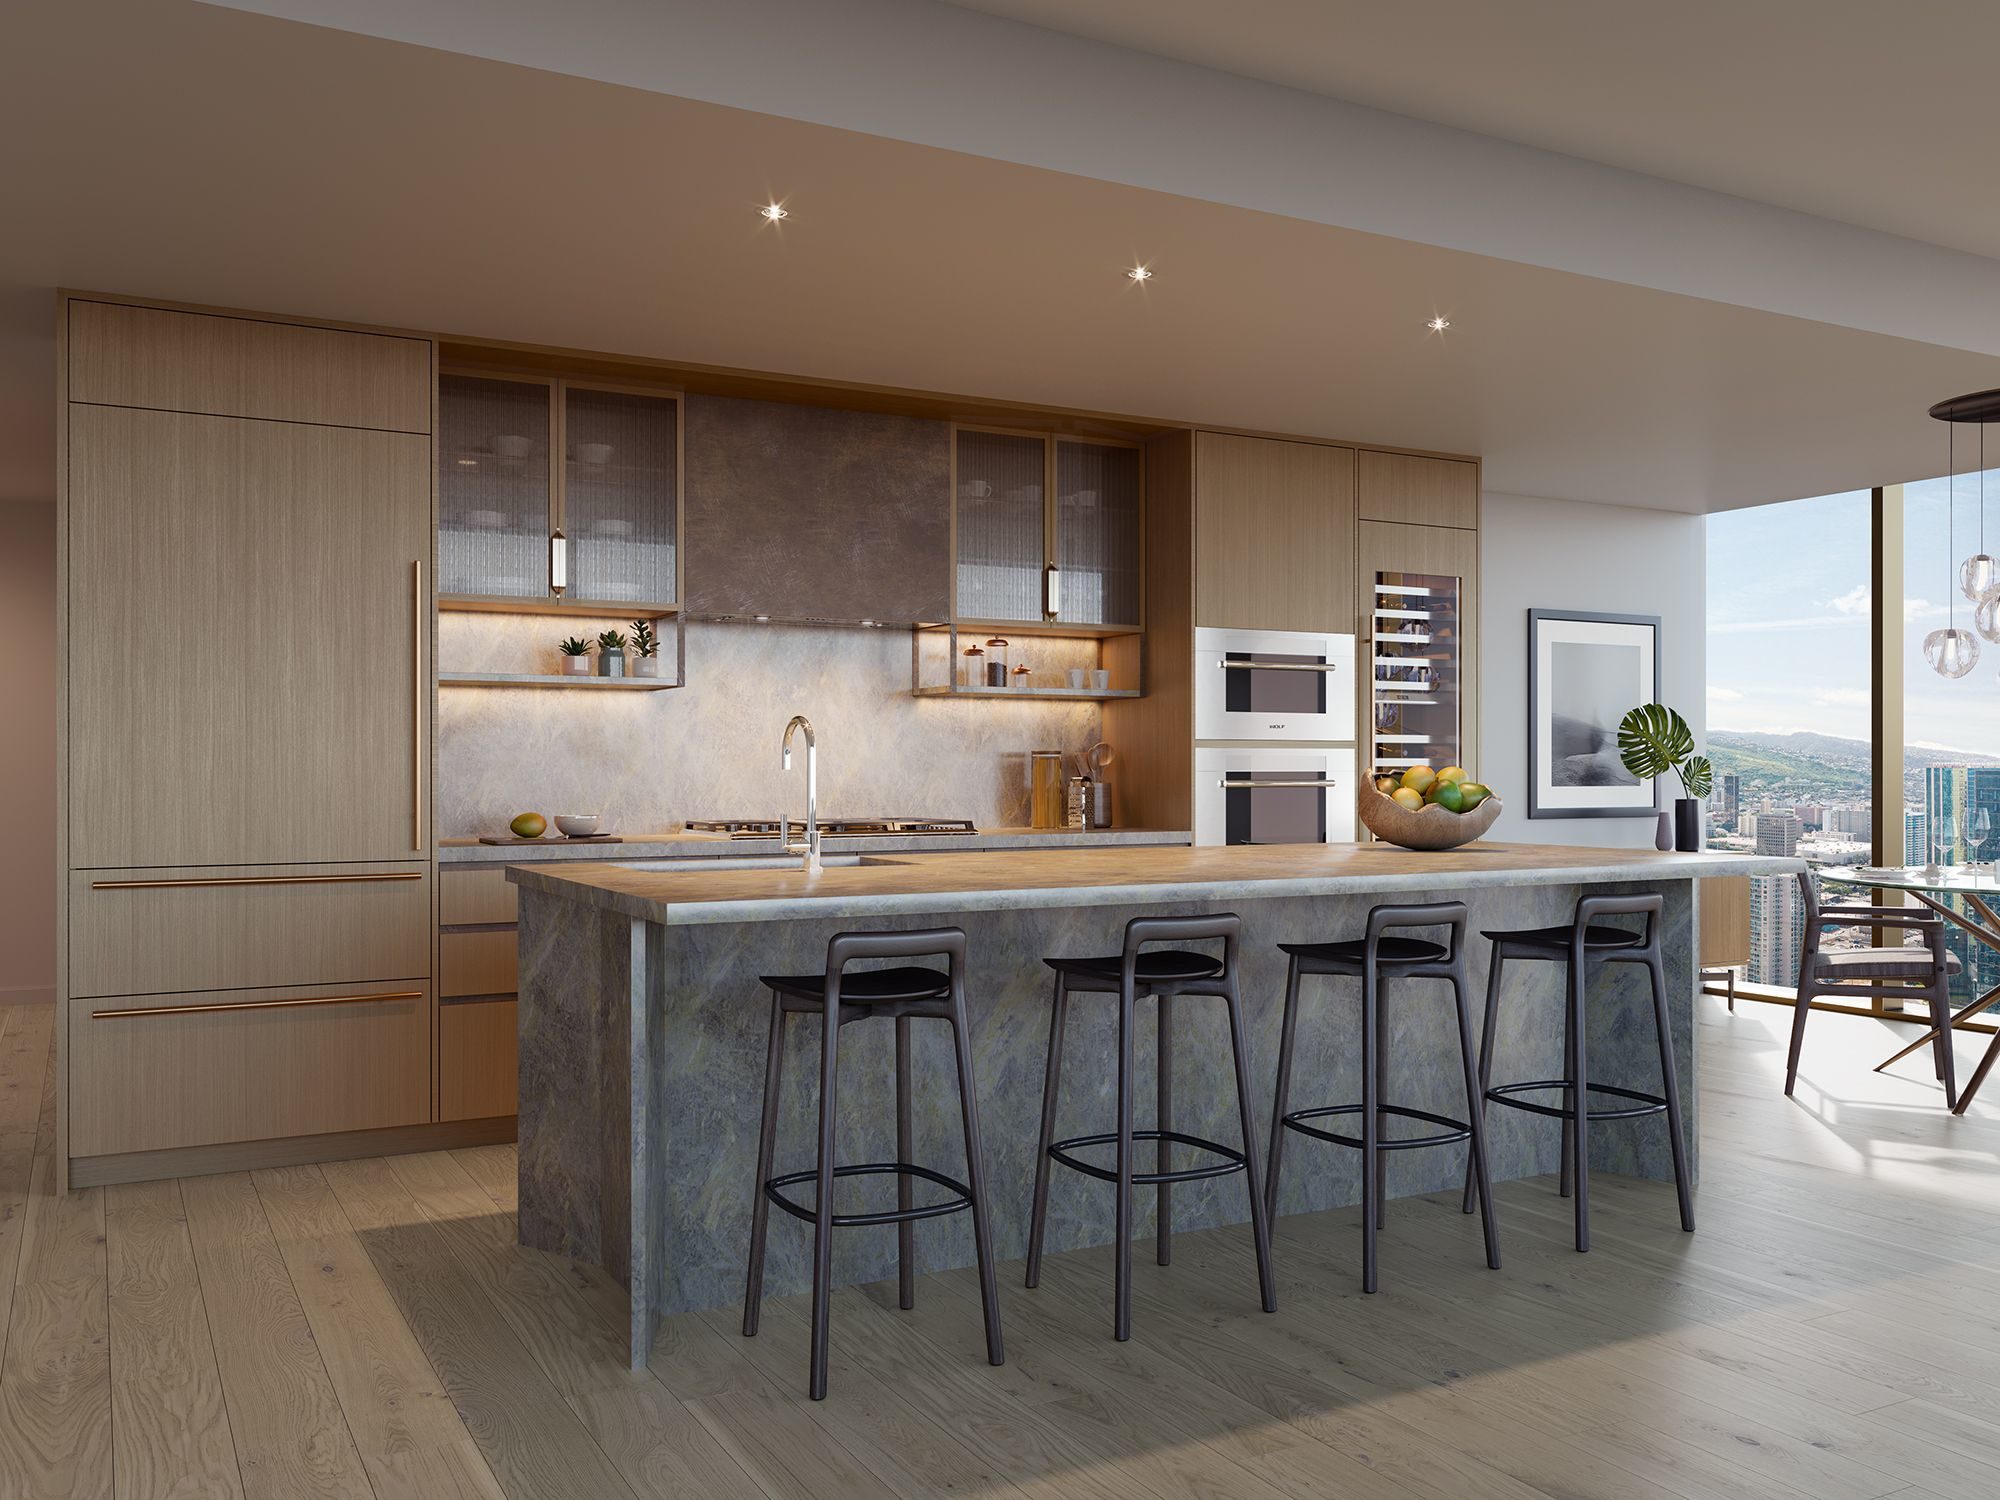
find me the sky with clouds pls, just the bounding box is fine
[1707,477,2000,756]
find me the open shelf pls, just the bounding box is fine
[438,594,679,620]
[943,617,1141,640]
[438,671,677,691]
[912,685,1141,701]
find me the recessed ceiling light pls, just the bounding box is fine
[1127,265,1153,283]
[1427,316,1451,332]
[761,203,789,222]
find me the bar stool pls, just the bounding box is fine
[1265,901,1499,1293]
[742,927,1003,1400]
[1462,893,1693,1252]
[1025,913,1276,1341]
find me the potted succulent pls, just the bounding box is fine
[1617,703,1712,852]
[558,636,593,676]
[597,629,629,678]
[630,618,660,678]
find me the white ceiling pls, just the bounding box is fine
[949,0,2000,262]
[1,0,1997,514]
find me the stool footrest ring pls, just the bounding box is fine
[1485,1079,1669,1122]
[1281,1103,1472,1152]
[764,1161,975,1227]
[1048,1129,1247,1186]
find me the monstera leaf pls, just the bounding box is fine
[1618,704,1711,799]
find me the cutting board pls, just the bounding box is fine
[477,834,624,845]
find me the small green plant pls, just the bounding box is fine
[1617,703,1713,799]
[630,619,658,658]
[597,629,629,653]
[557,636,592,657]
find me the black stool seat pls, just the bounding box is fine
[1482,923,1644,951]
[1043,949,1224,985]
[761,966,950,1004]
[1278,935,1450,967]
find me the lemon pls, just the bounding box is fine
[510,812,548,839]
[1401,765,1436,794]
[1391,786,1424,811]
[1436,766,1467,785]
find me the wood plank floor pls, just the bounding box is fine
[4,992,2000,1498]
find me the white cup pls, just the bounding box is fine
[1067,668,1087,689]
[1091,669,1111,691]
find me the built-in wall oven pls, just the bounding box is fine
[1194,745,1356,847]
[1194,627,1356,743]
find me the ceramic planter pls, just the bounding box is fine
[599,649,626,678]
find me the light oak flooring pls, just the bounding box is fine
[3,993,2000,1499]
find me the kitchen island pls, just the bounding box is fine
[508,842,1800,1365]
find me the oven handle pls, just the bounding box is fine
[1216,778,1340,789]
[1216,659,1339,672]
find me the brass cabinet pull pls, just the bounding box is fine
[414,558,425,852]
[91,872,424,890]
[92,989,423,1020]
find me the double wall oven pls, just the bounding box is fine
[1193,628,1356,847]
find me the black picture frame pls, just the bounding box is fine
[1527,608,1663,820]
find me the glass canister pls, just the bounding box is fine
[985,637,1010,688]
[1030,750,1066,829]
[960,644,984,688]
[1066,774,1091,829]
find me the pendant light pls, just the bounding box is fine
[1962,421,2000,605]
[1925,409,1979,677]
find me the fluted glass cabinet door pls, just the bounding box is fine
[1055,438,1141,628]
[437,374,552,599]
[955,428,1047,622]
[563,384,678,608]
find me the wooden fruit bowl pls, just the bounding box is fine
[1356,787,1504,851]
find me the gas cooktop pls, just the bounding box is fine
[684,816,979,839]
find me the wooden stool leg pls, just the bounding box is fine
[1025,973,1069,1290]
[1784,974,1814,1097]
[1463,951,1503,1214]
[1157,991,1173,1268]
[808,996,842,1399]
[896,1015,915,1310]
[742,991,786,1338]
[1114,982,1136,1341]
[1267,956,1303,1223]
[1928,972,1959,1112]
[948,977,1005,1367]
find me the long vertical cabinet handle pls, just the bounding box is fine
[413,558,425,852]
[1043,563,1062,621]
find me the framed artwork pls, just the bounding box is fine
[1528,609,1662,819]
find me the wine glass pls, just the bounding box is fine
[1975,808,1993,877]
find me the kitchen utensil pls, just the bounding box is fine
[555,814,602,837]
[1030,750,1066,829]
[1086,741,1115,828]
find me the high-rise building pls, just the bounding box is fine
[1754,813,1802,858]
[1828,806,1872,840]
[1924,767,2000,865]
[1904,809,1927,867]
[1718,773,1741,823]
[1750,874,1803,988]
[1795,803,1824,831]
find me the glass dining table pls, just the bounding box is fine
[1821,865,2000,1114]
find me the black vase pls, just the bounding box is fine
[1673,797,1702,852]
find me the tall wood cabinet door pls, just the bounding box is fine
[1357,519,1480,780]
[1194,433,1354,633]
[69,405,431,868]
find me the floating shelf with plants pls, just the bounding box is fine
[437,616,684,691]
[910,622,1142,700]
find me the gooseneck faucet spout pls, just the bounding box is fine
[781,715,821,872]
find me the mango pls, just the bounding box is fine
[1458,783,1491,810]
[1436,765,1467,785]
[1391,786,1424,811]
[510,812,548,839]
[1430,781,1465,812]
[1401,765,1436,794]
[1375,776,1398,794]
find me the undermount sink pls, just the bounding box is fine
[620,854,904,872]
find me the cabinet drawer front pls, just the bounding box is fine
[70,982,432,1156]
[441,999,518,1122]
[440,930,517,999]
[440,867,519,926]
[1356,451,1479,529]
[69,300,432,432]
[71,865,431,998]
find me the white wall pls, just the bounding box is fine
[1479,492,1707,848]
[0,504,55,1001]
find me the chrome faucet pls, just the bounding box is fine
[781,715,822,872]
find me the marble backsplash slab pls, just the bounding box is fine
[438,615,1107,836]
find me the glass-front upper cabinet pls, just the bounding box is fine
[438,372,680,614]
[953,426,1142,630]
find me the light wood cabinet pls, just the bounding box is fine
[440,1001,518,1122]
[67,404,431,868]
[69,981,433,1157]
[68,299,430,432]
[440,929,516,1000]
[69,865,431,999]
[1357,519,1480,783]
[440,866,518,926]
[1357,450,1479,530]
[1193,433,1355,633]
[1700,876,1751,969]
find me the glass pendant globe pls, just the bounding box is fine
[1962,553,2000,603]
[1978,594,2000,644]
[1926,626,1981,678]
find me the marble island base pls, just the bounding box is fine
[506,846,1794,1366]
